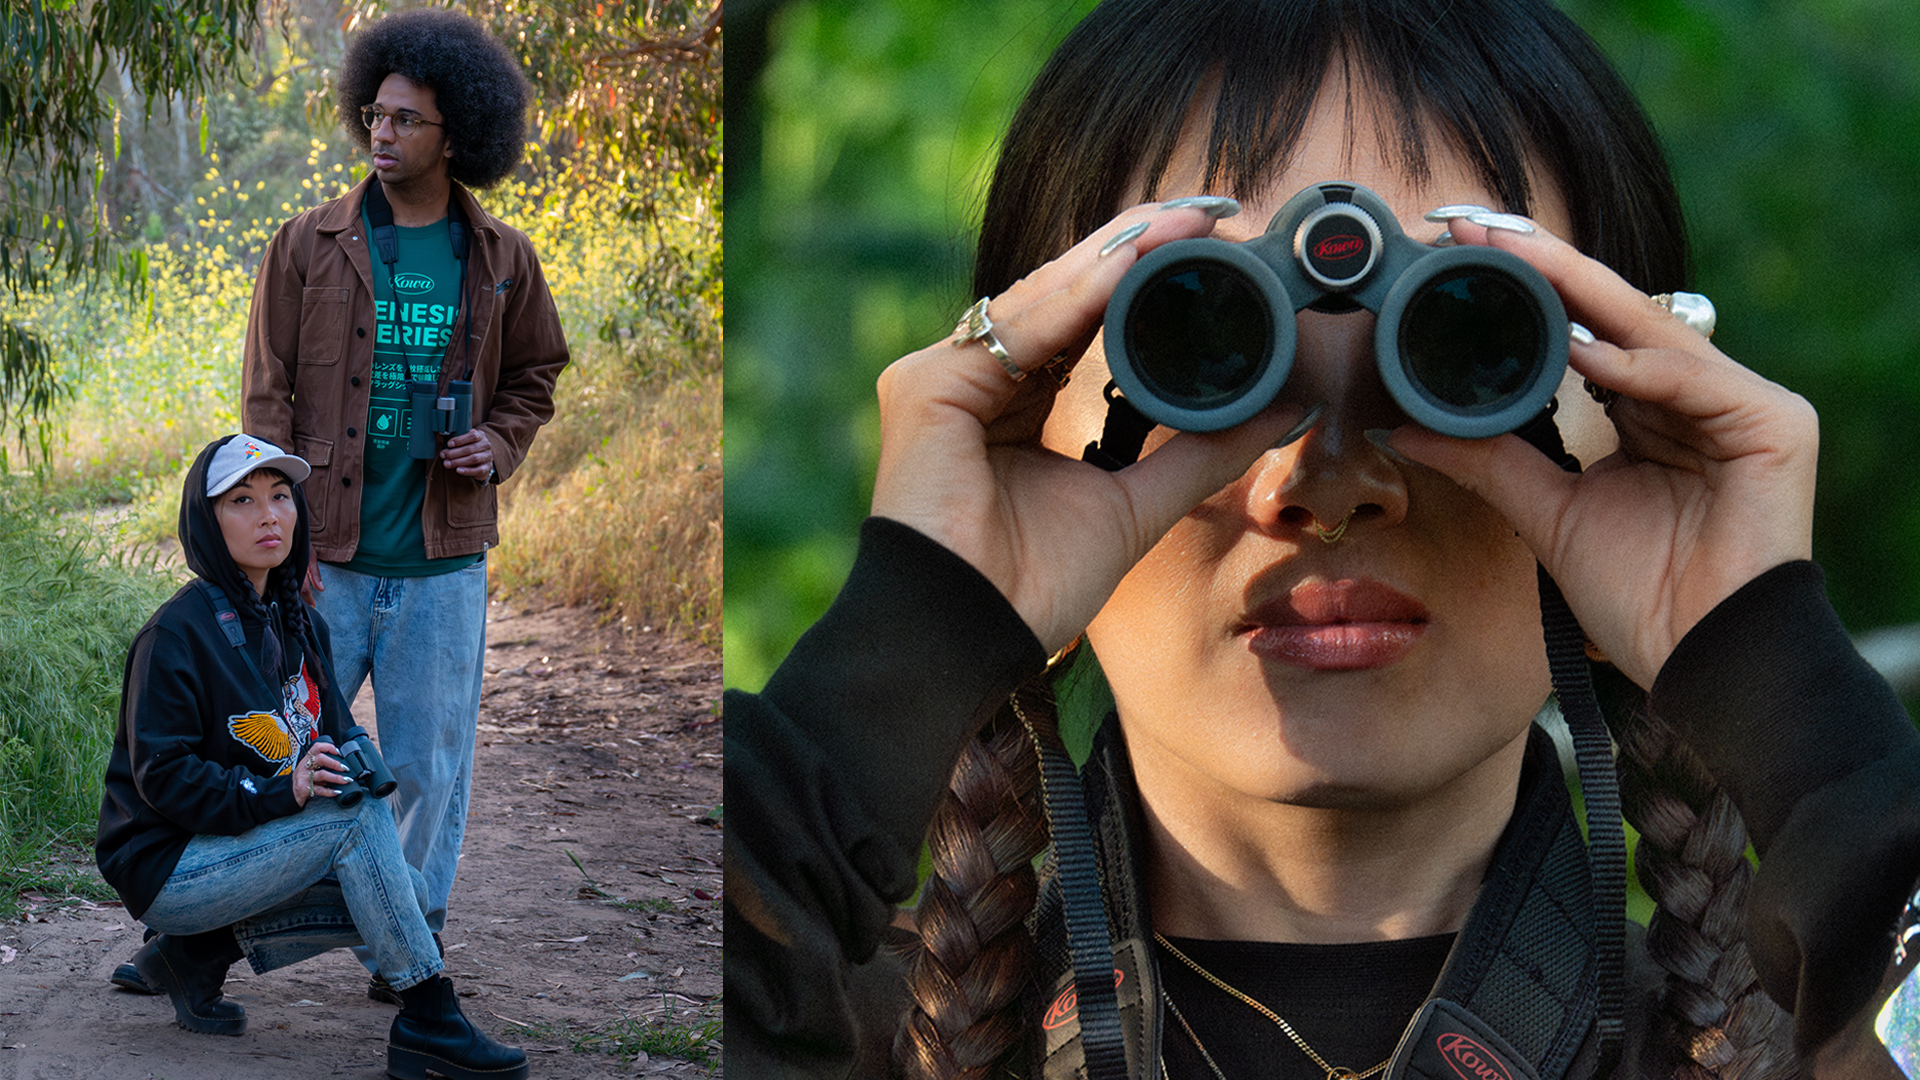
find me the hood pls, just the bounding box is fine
[180,434,315,611]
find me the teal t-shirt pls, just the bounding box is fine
[341,207,477,577]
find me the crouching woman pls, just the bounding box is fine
[94,433,528,1080]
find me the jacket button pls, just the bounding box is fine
[347,427,358,437]
[357,327,366,338]
[351,376,362,387]
[342,477,353,487]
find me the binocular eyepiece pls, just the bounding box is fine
[408,379,473,460]
[333,726,398,808]
[1104,182,1567,438]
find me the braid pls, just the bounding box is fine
[269,566,328,694]
[1615,699,1800,1079]
[895,681,1052,1079]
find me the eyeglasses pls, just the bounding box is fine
[360,106,444,138]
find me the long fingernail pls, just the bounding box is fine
[1099,221,1150,257]
[1160,195,1242,219]
[1273,402,1326,449]
[1364,428,1415,465]
[1569,321,1595,346]
[1466,210,1535,235]
[1425,204,1492,222]
[1432,230,1455,248]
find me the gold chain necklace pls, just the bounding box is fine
[1154,932,1392,1080]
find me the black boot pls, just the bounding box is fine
[134,928,247,1035]
[388,975,528,1080]
[110,928,162,994]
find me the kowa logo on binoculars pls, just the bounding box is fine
[1105,181,1567,439]
[1311,234,1366,262]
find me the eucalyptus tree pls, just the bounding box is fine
[1,0,261,461]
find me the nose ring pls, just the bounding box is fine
[1311,508,1356,545]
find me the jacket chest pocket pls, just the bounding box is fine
[298,287,351,365]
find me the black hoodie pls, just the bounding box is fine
[95,435,354,920]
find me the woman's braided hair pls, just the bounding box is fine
[1616,702,1800,1078]
[896,684,1052,1079]
[895,1,1800,1075]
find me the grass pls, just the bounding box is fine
[491,338,721,646]
[0,484,184,901]
[0,839,120,922]
[515,1006,722,1069]
[563,848,683,913]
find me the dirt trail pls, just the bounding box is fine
[0,599,722,1079]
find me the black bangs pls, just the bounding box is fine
[974,0,1686,302]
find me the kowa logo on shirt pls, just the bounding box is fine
[393,271,435,293]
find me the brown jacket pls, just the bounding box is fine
[241,174,568,562]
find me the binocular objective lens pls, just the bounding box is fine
[1397,269,1542,410]
[1125,261,1272,407]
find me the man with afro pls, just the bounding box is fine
[237,8,568,1007]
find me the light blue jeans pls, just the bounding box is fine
[315,557,486,968]
[143,795,442,991]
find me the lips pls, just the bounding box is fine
[1238,578,1429,671]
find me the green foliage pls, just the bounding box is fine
[0,482,182,866]
[727,0,1099,689]
[726,0,1920,690]
[1557,0,1920,644]
[0,0,262,452]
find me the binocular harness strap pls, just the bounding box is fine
[361,179,475,386]
[194,579,285,707]
[1023,694,1130,1080]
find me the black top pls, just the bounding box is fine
[724,517,1920,1077]
[1157,933,1454,1079]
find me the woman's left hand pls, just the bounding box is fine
[293,740,345,807]
[1388,216,1817,690]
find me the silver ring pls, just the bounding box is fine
[950,297,1024,381]
[1652,291,1716,338]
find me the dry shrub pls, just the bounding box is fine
[491,340,720,647]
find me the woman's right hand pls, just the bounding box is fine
[292,740,344,807]
[871,203,1311,655]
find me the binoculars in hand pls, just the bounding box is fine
[333,726,398,807]
[1104,181,1567,438]
[408,379,473,460]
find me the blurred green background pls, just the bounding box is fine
[725,0,1920,697]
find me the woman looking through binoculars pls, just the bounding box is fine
[93,433,528,1080]
[726,0,1920,1077]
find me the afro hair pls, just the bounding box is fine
[336,9,531,189]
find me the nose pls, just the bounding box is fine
[1243,308,1411,540]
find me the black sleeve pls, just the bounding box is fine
[1651,560,1920,1053]
[724,517,1049,1078]
[125,627,303,834]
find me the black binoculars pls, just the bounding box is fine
[408,379,473,460]
[333,726,398,808]
[1103,181,1568,438]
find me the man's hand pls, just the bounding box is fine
[440,430,495,481]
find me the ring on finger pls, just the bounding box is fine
[950,296,1024,381]
[1652,291,1716,338]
